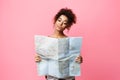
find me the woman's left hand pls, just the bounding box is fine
[75,56,83,64]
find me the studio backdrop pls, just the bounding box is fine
[0,0,120,80]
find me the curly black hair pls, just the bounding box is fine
[54,8,77,27]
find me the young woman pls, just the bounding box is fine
[35,8,83,80]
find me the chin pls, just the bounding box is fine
[56,27,61,31]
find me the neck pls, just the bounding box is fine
[51,29,66,38]
[54,29,64,35]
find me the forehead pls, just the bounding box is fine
[58,15,68,21]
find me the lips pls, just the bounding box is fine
[55,24,64,31]
[56,26,63,30]
[57,27,63,30]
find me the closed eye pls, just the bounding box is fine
[57,19,61,22]
[64,23,67,25]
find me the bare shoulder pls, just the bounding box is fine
[47,34,54,37]
[48,34,68,38]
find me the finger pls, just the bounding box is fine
[35,57,41,62]
[75,57,80,60]
[75,58,80,62]
[75,58,83,64]
[35,59,41,62]
[36,57,41,61]
[35,59,38,62]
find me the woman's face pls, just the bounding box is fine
[54,15,69,32]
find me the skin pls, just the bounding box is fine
[35,15,83,63]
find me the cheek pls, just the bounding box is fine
[54,21,59,26]
[54,22,57,27]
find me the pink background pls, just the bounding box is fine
[0,0,120,80]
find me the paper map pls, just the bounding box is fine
[34,35,82,78]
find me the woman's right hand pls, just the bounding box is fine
[35,54,41,62]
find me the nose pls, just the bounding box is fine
[59,22,63,26]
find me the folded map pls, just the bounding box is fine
[34,35,82,78]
